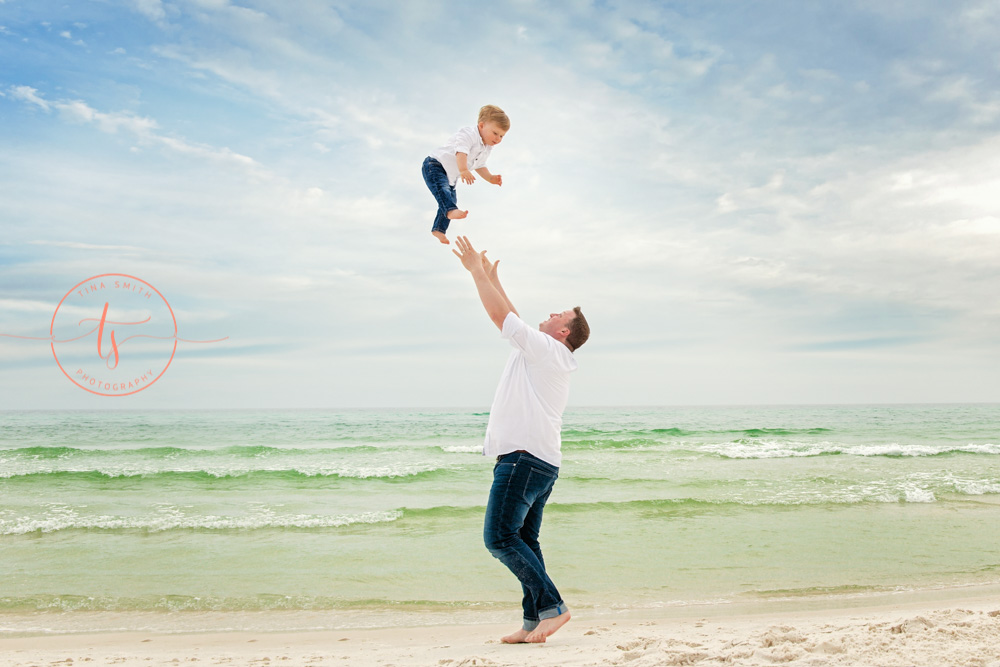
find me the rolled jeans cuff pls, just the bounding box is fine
[522,602,569,631]
[539,601,569,621]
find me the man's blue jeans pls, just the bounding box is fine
[421,157,458,234]
[484,451,569,631]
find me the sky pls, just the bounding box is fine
[1,0,999,410]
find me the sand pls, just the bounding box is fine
[3,596,1000,666]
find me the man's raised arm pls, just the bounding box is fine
[452,235,513,330]
[480,249,519,320]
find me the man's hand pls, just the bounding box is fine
[489,174,502,186]
[460,169,476,185]
[452,235,487,275]
[481,250,500,284]
[453,236,512,330]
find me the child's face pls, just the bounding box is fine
[478,121,506,146]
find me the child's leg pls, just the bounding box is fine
[431,207,451,244]
[422,158,466,239]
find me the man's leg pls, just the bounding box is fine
[518,486,571,643]
[484,453,569,642]
[516,485,551,623]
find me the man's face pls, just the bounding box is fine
[539,310,575,340]
[478,120,506,146]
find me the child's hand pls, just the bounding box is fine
[460,170,476,185]
[490,174,503,187]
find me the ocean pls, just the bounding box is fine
[2,405,999,634]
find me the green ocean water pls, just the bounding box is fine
[1,405,999,631]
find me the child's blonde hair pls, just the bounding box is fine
[479,104,510,131]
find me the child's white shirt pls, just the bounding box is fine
[428,126,493,186]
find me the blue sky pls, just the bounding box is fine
[2,0,999,409]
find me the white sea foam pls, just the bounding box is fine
[702,440,1000,459]
[0,462,445,479]
[949,479,1000,495]
[902,486,936,503]
[0,508,403,535]
[735,481,941,505]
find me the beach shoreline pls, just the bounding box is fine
[3,586,999,666]
[5,406,1000,665]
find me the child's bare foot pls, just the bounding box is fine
[447,209,468,220]
[432,231,449,244]
[525,611,570,643]
[501,628,530,644]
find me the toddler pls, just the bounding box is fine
[422,105,509,244]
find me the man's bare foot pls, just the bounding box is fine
[447,209,468,220]
[432,231,449,244]
[501,628,530,644]
[525,611,571,643]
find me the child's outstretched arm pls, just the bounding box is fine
[456,153,476,184]
[475,167,501,186]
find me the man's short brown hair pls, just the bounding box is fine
[566,306,589,351]
[479,104,510,131]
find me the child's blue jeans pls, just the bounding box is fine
[422,157,458,235]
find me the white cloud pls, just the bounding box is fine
[59,99,159,135]
[131,0,167,22]
[957,0,1000,42]
[884,134,1000,211]
[716,172,802,215]
[0,298,60,314]
[930,77,1000,124]
[9,86,266,176]
[28,240,148,252]
[889,60,1000,124]
[9,85,50,111]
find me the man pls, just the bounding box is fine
[452,235,590,644]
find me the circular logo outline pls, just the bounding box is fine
[50,273,178,396]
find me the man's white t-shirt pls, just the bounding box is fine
[484,312,578,468]
[428,126,493,186]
